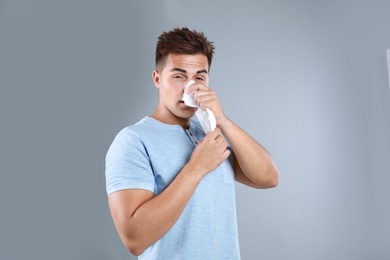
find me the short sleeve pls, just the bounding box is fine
[105,127,155,195]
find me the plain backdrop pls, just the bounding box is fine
[1,1,390,259]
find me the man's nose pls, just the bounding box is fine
[184,80,196,92]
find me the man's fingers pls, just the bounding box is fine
[223,148,231,159]
[185,82,208,94]
[206,127,221,139]
[211,127,222,138]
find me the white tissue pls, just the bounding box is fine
[182,80,216,134]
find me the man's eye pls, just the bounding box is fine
[196,77,204,81]
[174,75,184,79]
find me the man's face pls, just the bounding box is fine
[152,53,209,125]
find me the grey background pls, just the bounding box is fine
[1,1,389,259]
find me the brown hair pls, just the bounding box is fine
[155,27,215,71]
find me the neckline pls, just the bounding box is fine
[143,116,195,132]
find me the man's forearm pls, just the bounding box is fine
[219,118,279,188]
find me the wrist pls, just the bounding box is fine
[217,116,233,132]
[182,161,206,182]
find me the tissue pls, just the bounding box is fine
[183,80,216,134]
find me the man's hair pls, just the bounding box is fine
[155,27,215,71]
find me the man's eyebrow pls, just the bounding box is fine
[171,68,187,73]
[196,69,208,74]
[170,68,208,74]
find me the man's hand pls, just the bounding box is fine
[187,127,230,177]
[185,83,228,127]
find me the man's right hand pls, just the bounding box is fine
[188,127,230,177]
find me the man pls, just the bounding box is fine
[105,27,279,259]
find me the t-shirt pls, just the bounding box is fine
[105,116,241,260]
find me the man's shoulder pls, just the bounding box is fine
[110,117,151,145]
[118,116,155,134]
[116,116,184,141]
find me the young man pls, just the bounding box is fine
[105,27,279,259]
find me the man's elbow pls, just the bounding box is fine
[124,239,147,256]
[258,167,279,189]
[128,246,145,257]
[120,231,149,256]
[268,168,279,188]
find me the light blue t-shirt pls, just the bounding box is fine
[105,116,240,260]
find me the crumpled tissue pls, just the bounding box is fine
[182,80,216,134]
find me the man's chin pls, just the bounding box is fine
[177,110,196,119]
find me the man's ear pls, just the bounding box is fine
[152,70,160,88]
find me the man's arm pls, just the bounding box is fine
[108,128,230,256]
[187,83,279,188]
[219,119,279,188]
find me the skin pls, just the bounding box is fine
[108,53,279,256]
